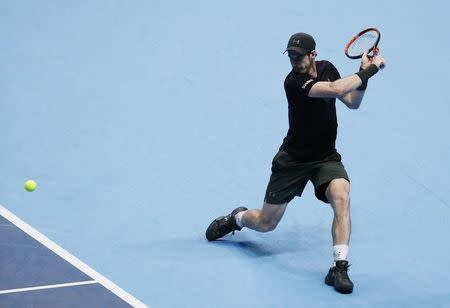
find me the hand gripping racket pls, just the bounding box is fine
[344,27,385,69]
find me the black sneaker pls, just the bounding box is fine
[325,260,354,294]
[205,207,248,241]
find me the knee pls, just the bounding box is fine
[254,202,287,232]
[259,223,277,232]
[330,192,350,213]
[258,219,279,232]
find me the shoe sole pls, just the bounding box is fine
[205,216,225,241]
[335,287,353,294]
[325,277,353,294]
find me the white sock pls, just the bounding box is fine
[332,244,349,266]
[234,211,246,228]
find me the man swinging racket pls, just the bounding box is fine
[205,31,385,294]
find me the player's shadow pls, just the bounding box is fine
[209,224,329,258]
[213,240,277,257]
[208,224,331,280]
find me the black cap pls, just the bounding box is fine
[283,32,316,55]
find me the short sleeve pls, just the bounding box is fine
[284,74,317,97]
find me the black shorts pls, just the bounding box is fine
[264,149,349,204]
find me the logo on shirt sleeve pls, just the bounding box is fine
[301,79,314,89]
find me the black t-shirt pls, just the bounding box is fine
[281,60,341,161]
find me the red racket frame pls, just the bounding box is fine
[344,27,381,59]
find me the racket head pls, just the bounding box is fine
[344,28,381,59]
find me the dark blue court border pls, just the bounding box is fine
[0,209,146,307]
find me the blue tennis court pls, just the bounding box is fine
[1,0,450,307]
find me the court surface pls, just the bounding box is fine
[1,0,450,307]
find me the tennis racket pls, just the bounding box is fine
[344,27,384,69]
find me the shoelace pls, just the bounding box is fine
[336,263,351,278]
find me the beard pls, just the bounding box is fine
[293,59,312,73]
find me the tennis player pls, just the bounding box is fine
[205,32,385,294]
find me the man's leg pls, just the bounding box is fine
[325,178,351,247]
[324,178,354,294]
[205,202,288,241]
[206,147,305,241]
[239,202,288,232]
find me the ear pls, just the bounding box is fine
[310,50,317,58]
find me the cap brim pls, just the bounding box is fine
[283,46,309,55]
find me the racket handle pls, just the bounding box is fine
[373,47,379,56]
[372,47,385,70]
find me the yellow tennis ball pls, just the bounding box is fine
[25,180,37,192]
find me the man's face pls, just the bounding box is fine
[288,50,312,73]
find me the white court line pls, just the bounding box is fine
[0,281,97,295]
[0,205,148,307]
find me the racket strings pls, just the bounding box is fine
[347,31,379,57]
